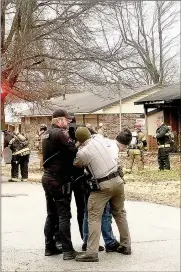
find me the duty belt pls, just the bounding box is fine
[158,144,170,148]
[98,171,119,183]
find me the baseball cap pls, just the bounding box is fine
[116,129,132,145]
[52,109,73,119]
[75,127,91,143]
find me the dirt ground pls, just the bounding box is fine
[1,153,180,207]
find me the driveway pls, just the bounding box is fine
[1,178,180,271]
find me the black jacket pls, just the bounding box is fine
[42,124,78,180]
[68,122,77,142]
[4,131,29,155]
[156,124,170,145]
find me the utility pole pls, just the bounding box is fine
[117,79,122,132]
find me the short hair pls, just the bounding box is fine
[116,129,132,145]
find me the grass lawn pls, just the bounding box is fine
[2,153,180,207]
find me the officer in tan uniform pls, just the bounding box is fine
[126,123,147,173]
[34,124,47,169]
[74,127,132,262]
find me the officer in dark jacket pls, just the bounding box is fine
[41,109,77,260]
[156,121,171,170]
[68,117,85,242]
[4,130,30,182]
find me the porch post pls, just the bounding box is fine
[144,105,149,149]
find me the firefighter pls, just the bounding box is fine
[4,130,30,182]
[155,121,171,170]
[97,123,107,137]
[34,124,47,169]
[126,123,147,173]
[167,125,175,152]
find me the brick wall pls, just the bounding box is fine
[21,113,145,146]
[21,116,51,148]
[98,113,144,139]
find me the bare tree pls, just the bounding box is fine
[106,1,180,86]
[1,0,179,105]
[1,0,130,103]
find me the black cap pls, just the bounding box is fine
[116,129,132,145]
[52,109,73,119]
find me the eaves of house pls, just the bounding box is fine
[21,84,159,117]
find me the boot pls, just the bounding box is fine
[21,178,28,182]
[8,178,19,182]
[75,252,99,262]
[63,250,77,260]
[45,244,63,256]
[82,243,104,252]
[106,240,120,252]
[117,245,131,255]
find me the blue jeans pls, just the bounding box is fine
[83,201,116,246]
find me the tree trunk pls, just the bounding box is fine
[157,1,164,85]
[1,98,5,131]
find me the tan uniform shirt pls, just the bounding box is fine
[74,135,118,179]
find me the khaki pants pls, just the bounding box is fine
[127,149,144,172]
[87,176,131,253]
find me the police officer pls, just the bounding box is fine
[68,117,85,242]
[4,130,30,182]
[41,109,77,259]
[34,124,47,169]
[126,123,147,173]
[74,127,132,262]
[76,128,120,253]
[155,120,171,170]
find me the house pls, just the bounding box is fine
[5,121,21,133]
[20,84,161,141]
[135,82,181,151]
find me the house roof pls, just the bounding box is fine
[135,83,180,104]
[21,84,157,117]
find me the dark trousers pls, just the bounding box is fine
[42,172,74,252]
[72,183,85,240]
[158,147,170,170]
[11,154,29,179]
